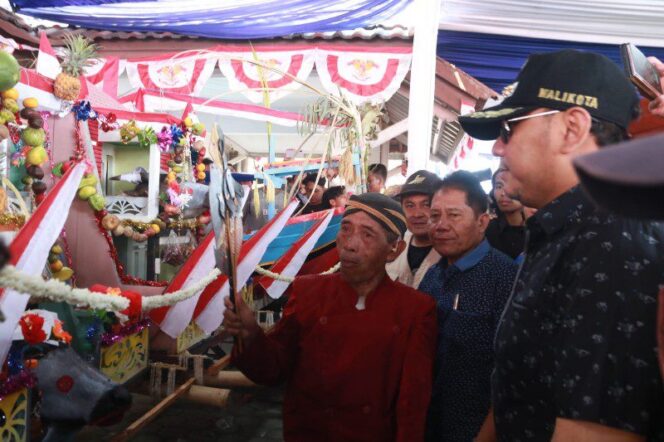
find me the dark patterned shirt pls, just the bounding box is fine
[486,215,526,260]
[419,240,517,442]
[493,186,664,441]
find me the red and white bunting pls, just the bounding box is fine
[194,200,299,334]
[451,101,478,170]
[315,47,412,104]
[125,55,217,95]
[257,209,334,299]
[218,50,315,104]
[36,32,61,80]
[0,162,86,365]
[119,88,311,128]
[84,57,122,97]
[150,233,216,338]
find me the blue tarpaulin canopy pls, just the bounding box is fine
[437,1,664,91]
[10,0,410,39]
[437,31,664,93]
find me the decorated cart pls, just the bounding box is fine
[0,0,482,433]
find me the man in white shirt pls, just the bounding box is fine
[386,170,441,288]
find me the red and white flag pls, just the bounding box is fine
[257,209,334,299]
[84,56,121,97]
[0,162,86,365]
[15,69,62,112]
[194,200,298,334]
[36,32,61,80]
[149,233,215,338]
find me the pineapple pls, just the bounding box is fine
[54,34,98,101]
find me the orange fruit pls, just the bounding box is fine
[50,260,63,272]
[2,88,18,100]
[23,97,39,109]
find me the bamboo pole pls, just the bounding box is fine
[204,370,257,388]
[111,378,196,442]
[183,385,231,407]
[206,354,232,376]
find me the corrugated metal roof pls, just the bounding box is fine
[44,28,202,42]
[284,24,411,40]
[0,8,33,33]
[44,23,411,43]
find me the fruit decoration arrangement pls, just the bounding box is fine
[48,243,74,282]
[19,98,50,206]
[53,35,98,102]
[73,171,162,244]
[108,218,165,243]
[0,52,51,209]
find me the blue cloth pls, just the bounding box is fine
[418,239,518,442]
[437,30,664,92]
[14,0,409,39]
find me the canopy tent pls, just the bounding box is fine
[10,0,410,39]
[437,0,664,92]
[437,31,664,93]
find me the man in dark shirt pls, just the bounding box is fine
[299,173,326,214]
[486,168,527,260]
[460,49,664,441]
[387,170,441,288]
[574,132,664,382]
[320,185,348,210]
[419,171,517,442]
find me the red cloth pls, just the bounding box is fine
[233,273,437,442]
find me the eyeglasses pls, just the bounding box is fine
[499,110,561,144]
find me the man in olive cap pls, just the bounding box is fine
[387,170,442,288]
[459,49,664,441]
[224,193,437,442]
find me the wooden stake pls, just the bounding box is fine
[225,216,243,353]
[206,354,232,376]
[204,370,257,388]
[110,378,196,442]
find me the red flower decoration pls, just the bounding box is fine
[100,112,119,132]
[19,314,46,345]
[120,289,142,321]
[89,284,142,322]
[56,375,74,393]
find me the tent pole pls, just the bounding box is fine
[406,0,442,175]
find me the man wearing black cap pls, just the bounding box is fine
[386,170,441,288]
[459,49,664,441]
[223,193,437,442]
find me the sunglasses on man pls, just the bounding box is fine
[499,109,631,144]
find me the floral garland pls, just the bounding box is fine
[141,268,220,310]
[0,265,221,312]
[0,265,129,311]
[253,262,340,283]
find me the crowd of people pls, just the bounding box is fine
[223,49,664,442]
